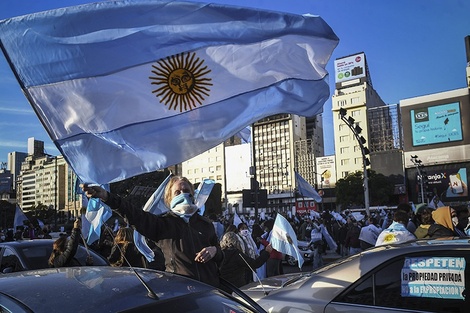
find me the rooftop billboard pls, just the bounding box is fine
[334,52,366,84]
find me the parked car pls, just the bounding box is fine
[284,240,314,266]
[0,239,108,273]
[0,266,266,312]
[241,238,470,313]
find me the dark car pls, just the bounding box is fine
[241,238,470,313]
[0,266,266,312]
[0,239,108,273]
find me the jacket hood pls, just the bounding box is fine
[431,206,453,231]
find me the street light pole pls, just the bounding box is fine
[410,155,425,204]
[339,108,371,217]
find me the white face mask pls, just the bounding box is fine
[240,229,250,237]
[452,217,459,227]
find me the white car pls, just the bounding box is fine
[284,240,314,266]
[242,238,470,313]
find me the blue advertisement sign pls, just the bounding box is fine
[411,102,463,146]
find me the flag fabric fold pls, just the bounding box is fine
[295,171,323,202]
[194,179,215,216]
[14,205,29,230]
[0,0,338,185]
[134,174,172,262]
[85,184,112,245]
[270,214,304,269]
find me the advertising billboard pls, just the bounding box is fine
[334,53,366,83]
[316,156,336,189]
[410,102,463,146]
[401,88,470,168]
[407,162,469,203]
[426,167,468,200]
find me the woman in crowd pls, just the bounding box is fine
[83,175,223,288]
[108,227,146,267]
[219,231,272,292]
[49,218,93,267]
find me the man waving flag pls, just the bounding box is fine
[0,0,338,185]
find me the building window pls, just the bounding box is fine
[339,135,349,142]
[342,171,349,178]
[351,96,360,104]
[341,159,349,166]
[351,109,360,117]
[338,99,347,106]
[340,147,349,154]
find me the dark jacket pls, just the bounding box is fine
[344,225,361,248]
[219,248,270,289]
[108,242,146,267]
[106,193,223,288]
[427,224,455,239]
[51,228,80,268]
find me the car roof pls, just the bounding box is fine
[0,267,217,312]
[0,239,58,247]
[243,238,470,303]
[0,239,109,269]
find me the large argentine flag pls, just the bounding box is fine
[0,0,339,184]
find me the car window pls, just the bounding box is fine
[334,250,469,313]
[0,247,23,273]
[74,245,109,266]
[22,245,51,269]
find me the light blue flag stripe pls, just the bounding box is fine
[194,179,214,217]
[270,214,304,269]
[134,174,172,262]
[295,171,323,203]
[0,0,338,86]
[0,0,338,185]
[195,179,215,209]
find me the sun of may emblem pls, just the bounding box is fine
[149,51,213,112]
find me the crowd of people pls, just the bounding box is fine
[2,175,469,293]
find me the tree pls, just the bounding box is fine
[336,170,395,210]
[369,171,394,206]
[336,171,365,209]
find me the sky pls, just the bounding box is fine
[0,0,469,166]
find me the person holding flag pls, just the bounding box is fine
[83,175,223,288]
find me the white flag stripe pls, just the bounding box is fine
[28,34,327,141]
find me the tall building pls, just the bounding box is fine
[17,154,66,211]
[253,113,323,213]
[400,87,470,205]
[182,113,324,216]
[182,143,225,189]
[332,52,387,180]
[7,151,27,191]
[27,137,44,157]
[15,137,82,218]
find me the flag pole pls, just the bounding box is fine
[251,123,259,224]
